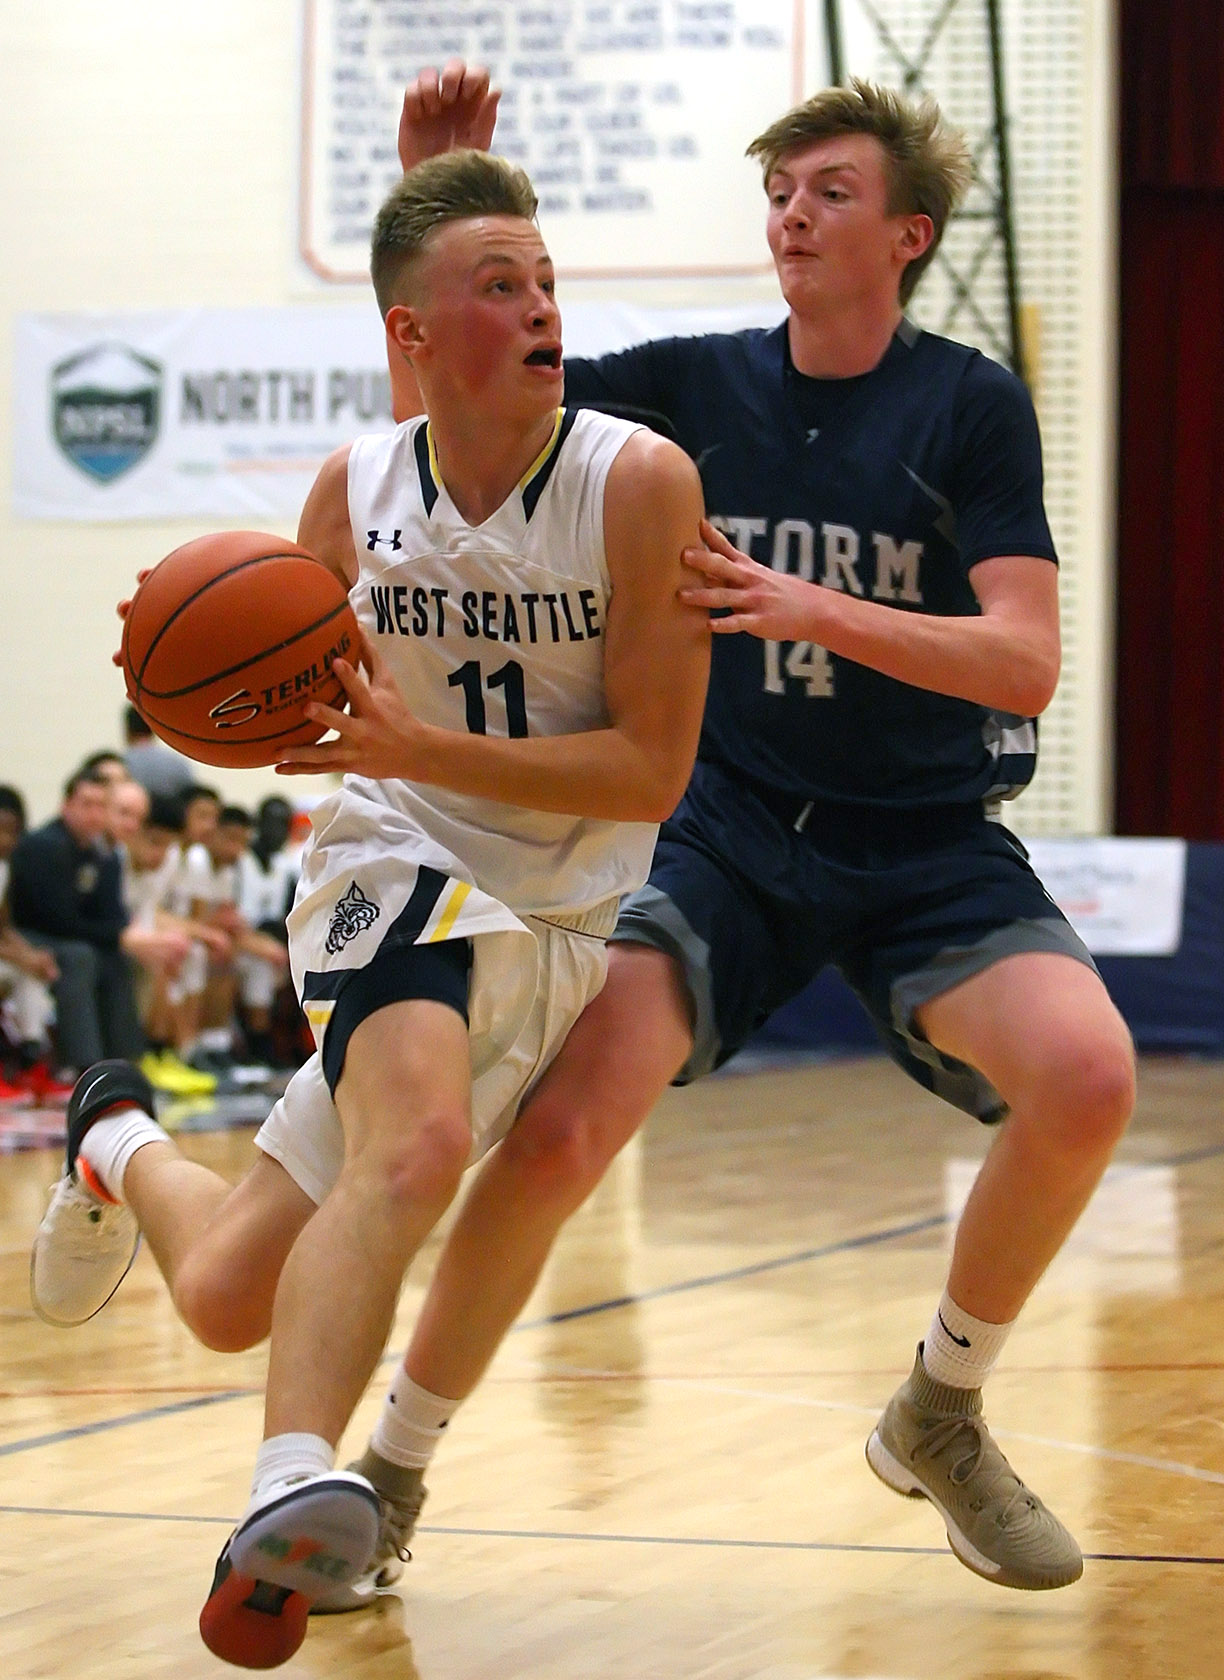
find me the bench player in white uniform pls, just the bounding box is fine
[30,147,709,1670]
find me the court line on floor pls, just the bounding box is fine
[9,1130,1224,1460]
[516,1212,951,1327]
[0,1390,250,1458]
[0,1502,1221,1569]
[0,1211,950,1460]
[569,1373,1224,1489]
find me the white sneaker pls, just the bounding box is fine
[199,1471,381,1667]
[30,1175,140,1327]
[29,1059,153,1327]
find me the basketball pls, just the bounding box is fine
[121,530,360,769]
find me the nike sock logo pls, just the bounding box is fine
[938,1309,971,1349]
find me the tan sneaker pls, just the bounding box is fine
[866,1344,1083,1590]
[310,1448,427,1614]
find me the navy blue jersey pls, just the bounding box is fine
[565,321,1057,810]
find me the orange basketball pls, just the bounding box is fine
[121,531,359,769]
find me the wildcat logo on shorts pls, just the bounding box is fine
[325,881,381,954]
[51,344,162,484]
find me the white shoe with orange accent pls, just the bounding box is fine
[29,1059,151,1326]
[199,1473,381,1669]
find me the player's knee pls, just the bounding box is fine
[173,1259,271,1353]
[501,1091,634,1204]
[1028,1030,1136,1154]
[367,1107,471,1212]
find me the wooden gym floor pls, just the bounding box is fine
[2,1049,1224,1679]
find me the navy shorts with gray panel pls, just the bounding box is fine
[612,760,1096,1122]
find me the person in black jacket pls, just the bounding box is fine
[9,769,144,1073]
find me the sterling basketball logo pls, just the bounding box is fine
[325,881,380,954]
[51,344,163,484]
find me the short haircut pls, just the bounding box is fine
[746,78,973,305]
[0,785,27,831]
[77,748,126,777]
[370,149,540,318]
[145,793,185,833]
[218,805,253,828]
[63,768,109,801]
[124,704,154,740]
[182,783,220,807]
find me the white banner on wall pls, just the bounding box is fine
[1022,837,1188,956]
[13,307,391,522]
[12,300,784,521]
[301,0,803,284]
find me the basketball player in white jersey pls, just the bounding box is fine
[31,148,709,1669]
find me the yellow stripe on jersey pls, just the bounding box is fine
[304,999,335,1038]
[425,422,442,496]
[517,407,565,490]
[425,878,472,943]
[424,409,564,505]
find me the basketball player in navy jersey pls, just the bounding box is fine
[340,64,1133,1596]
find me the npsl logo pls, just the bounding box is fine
[51,343,162,483]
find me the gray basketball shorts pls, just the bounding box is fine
[611,762,1097,1123]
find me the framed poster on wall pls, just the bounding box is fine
[299,0,806,283]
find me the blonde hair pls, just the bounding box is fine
[370,150,539,316]
[746,79,973,304]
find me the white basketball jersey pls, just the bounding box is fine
[330,405,656,918]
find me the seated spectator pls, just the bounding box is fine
[74,750,129,788]
[180,783,221,851]
[182,805,288,1079]
[106,776,151,853]
[113,789,215,1097]
[7,769,144,1077]
[122,705,196,800]
[0,785,63,1102]
[235,796,300,1067]
[154,784,227,1080]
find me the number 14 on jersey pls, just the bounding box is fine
[763,641,834,698]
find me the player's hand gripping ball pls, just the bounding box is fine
[120,530,360,769]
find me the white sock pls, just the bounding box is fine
[76,1108,171,1203]
[248,1432,335,1513]
[370,1375,459,1470]
[922,1290,1014,1390]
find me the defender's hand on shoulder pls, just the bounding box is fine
[398,61,500,170]
[679,517,821,641]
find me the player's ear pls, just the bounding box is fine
[898,213,934,261]
[385,303,426,361]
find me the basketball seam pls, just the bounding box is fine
[134,597,354,700]
[127,550,343,690]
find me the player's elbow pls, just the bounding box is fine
[637,759,694,823]
[992,634,1059,718]
[1015,645,1061,716]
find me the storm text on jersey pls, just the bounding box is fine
[711,514,924,604]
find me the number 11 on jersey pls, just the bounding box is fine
[448,659,530,736]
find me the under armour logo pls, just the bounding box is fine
[367,529,403,551]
